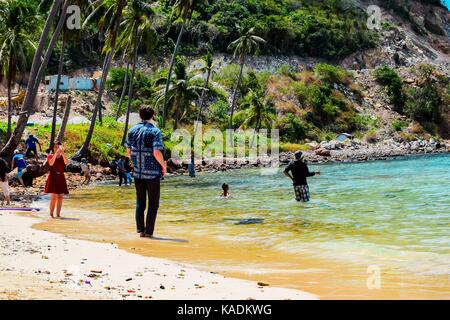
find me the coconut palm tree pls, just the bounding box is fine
[71,0,127,160]
[0,0,39,140]
[116,0,158,145]
[238,89,275,149]
[0,0,69,159]
[227,27,265,133]
[189,50,219,177]
[161,0,208,128]
[155,57,203,130]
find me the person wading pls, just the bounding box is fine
[283,151,320,202]
[125,106,166,238]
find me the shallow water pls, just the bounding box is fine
[35,154,450,299]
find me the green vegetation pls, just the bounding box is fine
[374,66,405,113]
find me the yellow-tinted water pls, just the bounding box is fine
[34,154,450,299]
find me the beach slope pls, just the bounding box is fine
[0,212,316,300]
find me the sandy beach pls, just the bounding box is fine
[0,211,317,300]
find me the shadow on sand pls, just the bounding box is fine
[149,236,189,243]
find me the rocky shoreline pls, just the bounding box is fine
[5,139,448,208]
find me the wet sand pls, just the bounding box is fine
[32,207,450,299]
[0,212,316,300]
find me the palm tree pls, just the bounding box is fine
[189,50,218,177]
[0,0,68,159]
[227,27,265,133]
[56,95,72,142]
[116,0,158,145]
[115,51,130,120]
[71,0,127,161]
[155,57,203,130]
[161,0,208,128]
[240,89,275,134]
[0,0,39,140]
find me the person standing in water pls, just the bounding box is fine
[125,106,166,238]
[283,151,320,202]
[0,158,11,205]
[45,141,69,218]
[221,183,232,198]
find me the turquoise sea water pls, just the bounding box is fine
[62,154,450,280]
[55,154,450,298]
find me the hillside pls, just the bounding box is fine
[0,0,449,160]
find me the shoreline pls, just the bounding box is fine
[6,148,449,208]
[0,211,317,300]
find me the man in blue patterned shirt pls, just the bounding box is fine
[126,106,166,238]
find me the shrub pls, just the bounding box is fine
[314,63,349,84]
[391,119,409,132]
[374,66,405,113]
[277,113,307,142]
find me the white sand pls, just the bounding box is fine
[0,212,317,300]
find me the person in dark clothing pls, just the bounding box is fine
[25,134,41,160]
[124,157,133,185]
[283,151,320,202]
[125,106,166,238]
[117,156,126,186]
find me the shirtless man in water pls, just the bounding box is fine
[283,151,320,202]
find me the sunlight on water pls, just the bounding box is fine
[42,154,450,298]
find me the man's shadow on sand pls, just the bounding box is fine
[148,236,188,243]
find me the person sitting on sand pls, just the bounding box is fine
[45,141,69,218]
[125,106,166,238]
[220,183,232,198]
[283,151,320,202]
[0,158,11,205]
[25,134,42,160]
[11,149,26,187]
[80,158,91,185]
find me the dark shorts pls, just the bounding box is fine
[26,147,37,157]
[294,185,310,202]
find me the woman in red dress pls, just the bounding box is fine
[45,141,69,218]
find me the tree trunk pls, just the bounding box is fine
[121,31,139,146]
[71,3,124,161]
[0,0,63,159]
[6,54,13,141]
[56,95,72,142]
[162,21,186,129]
[50,32,66,149]
[228,55,245,145]
[115,62,129,120]
[189,69,211,177]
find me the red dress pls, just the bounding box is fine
[45,154,69,194]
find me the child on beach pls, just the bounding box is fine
[124,157,133,185]
[45,141,69,218]
[0,158,11,205]
[80,158,91,185]
[220,183,232,198]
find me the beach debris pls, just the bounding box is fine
[90,270,102,274]
[127,290,135,293]
[159,285,165,290]
[41,255,49,259]
[85,281,92,286]
[194,284,205,289]
[257,281,270,287]
[125,278,132,282]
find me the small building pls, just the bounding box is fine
[336,133,354,141]
[45,75,101,92]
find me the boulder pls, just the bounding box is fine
[315,148,331,157]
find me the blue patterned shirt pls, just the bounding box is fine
[125,122,164,180]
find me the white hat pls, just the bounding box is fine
[14,149,20,154]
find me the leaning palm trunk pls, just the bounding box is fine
[56,95,72,142]
[6,55,13,141]
[50,32,66,148]
[72,3,125,161]
[189,69,211,177]
[0,0,65,159]
[162,21,186,128]
[121,32,139,146]
[115,62,129,120]
[228,55,245,144]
